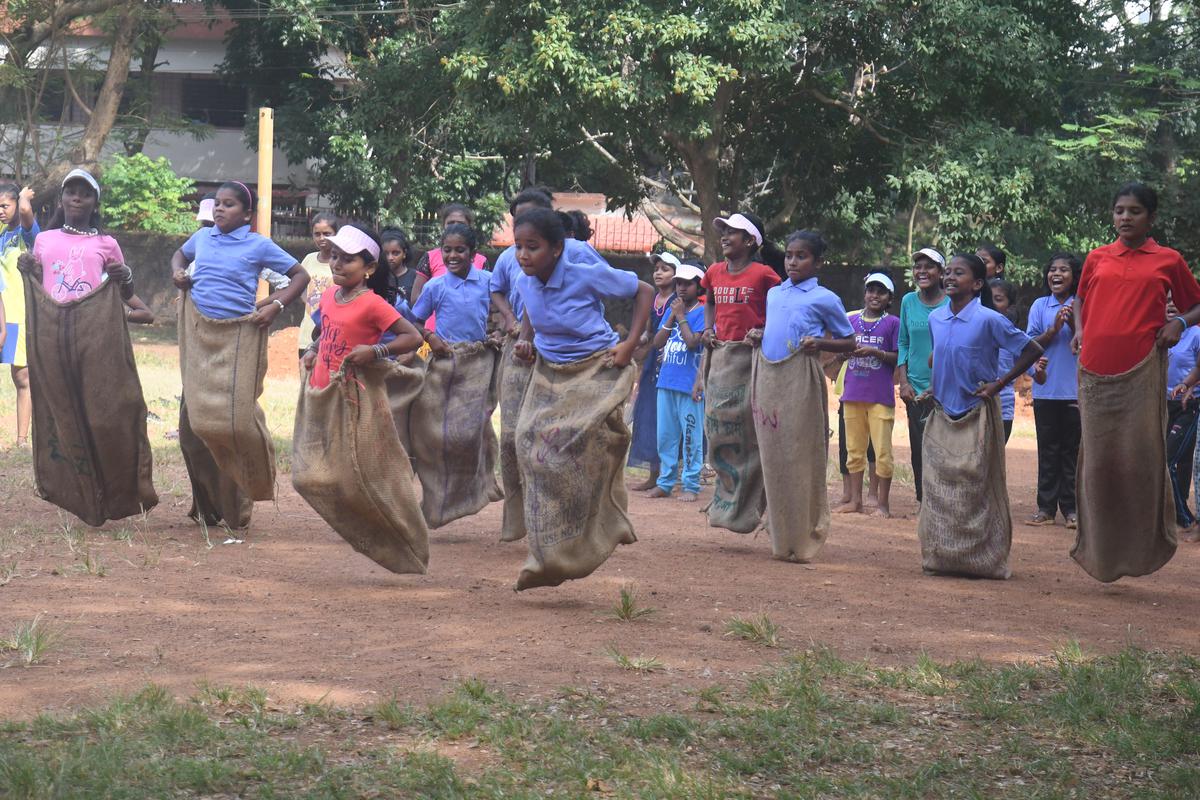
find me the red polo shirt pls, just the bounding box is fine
[1078,238,1200,375]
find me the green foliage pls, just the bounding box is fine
[101,155,195,235]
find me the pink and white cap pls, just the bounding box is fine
[195,198,215,223]
[712,213,762,246]
[326,225,380,261]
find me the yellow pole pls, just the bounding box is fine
[255,107,274,301]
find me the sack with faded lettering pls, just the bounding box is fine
[497,337,533,542]
[383,357,426,454]
[19,259,157,526]
[752,348,830,561]
[177,294,275,528]
[703,341,765,532]
[515,352,636,590]
[1073,350,1175,581]
[409,341,503,529]
[917,397,1012,579]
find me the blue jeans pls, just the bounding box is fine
[655,388,704,494]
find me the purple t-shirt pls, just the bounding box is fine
[841,311,900,407]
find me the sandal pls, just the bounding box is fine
[1026,512,1056,526]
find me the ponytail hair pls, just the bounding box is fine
[741,211,785,276]
[953,253,993,310]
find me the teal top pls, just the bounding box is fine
[897,290,950,394]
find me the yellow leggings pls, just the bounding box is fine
[843,401,895,478]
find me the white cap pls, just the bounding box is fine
[648,251,683,270]
[912,247,945,267]
[62,167,100,199]
[712,213,762,246]
[864,272,895,293]
[674,263,705,283]
[196,198,215,223]
[326,225,380,261]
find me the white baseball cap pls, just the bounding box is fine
[912,247,945,267]
[648,251,683,270]
[62,167,100,199]
[196,198,215,223]
[712,213,763,246]
[674,263,706,283]
[326,225,380,261]
[864,272,895,293]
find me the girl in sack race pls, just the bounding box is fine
[917,254,1041,580]
[508,208,655,590]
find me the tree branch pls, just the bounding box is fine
[806,87,894,146]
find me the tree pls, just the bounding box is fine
[101,152,195,233]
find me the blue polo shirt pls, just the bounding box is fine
[491,238,607,322]
[180,224,298,319]
[0,222,37,253]
[760,277,854,361]
[517,250,638,363]
[997,348,1015,420]
[1025,294,1078,401]
[1167,326,1200,399]
[411,268,493,343]
[929,297,1032,418]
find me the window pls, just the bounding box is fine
[181,76,247,128]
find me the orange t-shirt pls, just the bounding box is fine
[699,261,781,341]
[1077,238,1200,375]
[310,289,401,388]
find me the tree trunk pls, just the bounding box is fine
[124,33,161,155]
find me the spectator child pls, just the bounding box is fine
[988,277,1019,442]
[628,251,679,488]
[297,213,338,356]
[0,183,36,447]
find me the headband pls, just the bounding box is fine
[232,181,253,204]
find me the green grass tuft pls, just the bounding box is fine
[608,582,656,622]
[724,613,781,647]
[1,615,62,666]
[605,645,665,673]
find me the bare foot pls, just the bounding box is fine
[833,502,861,514]
[645,487,671,499]
[870,506,891,519]
[629,477,658,491]
[1181,526,1200,543]
[679,491,698,503]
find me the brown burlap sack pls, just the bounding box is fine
[703,341,765,533]
[752,349,830,561]
[178,399,251,529]
[498,337,534,542]
[178,293,275,504]
[409,341,503,529]
[293,363,429,574]
[383,357,427,454]
[514,352,636,590]
[917,397,1012,579]
[1073,349,1175,582]
[18,260,157,526]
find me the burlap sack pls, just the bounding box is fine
[409,341,503,529]
[18,260,157,526]
[178,399,251,529]
[292,363,429,574]
[917,397,1012,579]
[383,357,427,454]
[178,293,275,503]
[1073,349,1175,582]
[752,349,830,561]
[497,337,533,542]
[703,341,765,533]
[515,352,636,590]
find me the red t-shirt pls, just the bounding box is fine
[310,289,401,388]
[1078,238,1200,375]
[699,261,781,341]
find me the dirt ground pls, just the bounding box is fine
[2,356,1197,720]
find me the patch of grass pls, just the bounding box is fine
[608,582,656,622]
[724,613,780,647]
[0,559,18,586]
[605,645,665,673]
[1,615,62,666]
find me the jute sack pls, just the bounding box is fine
[292,363,429,574]
[383,357,427,454]
[514,351,636,590]
[178,293,275,503]
[18,260,157,526]
[917,397,1012,579]
[178,399,251,529]
[752,348,830,561]
[497,337,533,542]
[409,341,503,529]
[703,341,765,533]
[1073,349,1175,582]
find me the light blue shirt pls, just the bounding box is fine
[997,348,1015,420]
[491,238,607,322]
[929,298,1032,418]
[0,222,38,253]
[1025,294,1078,401]
[411,268,492,343]
[518,250,638,363]
[760,277,854,361]
[1168,327,1200,398]
[181,225,297,319]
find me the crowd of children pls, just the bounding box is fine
[3,171,1197,587]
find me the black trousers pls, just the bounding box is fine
[1166,399,1198,527]
[837,402,874,475]
[1032,399,1080,517]
[904,396,935,502]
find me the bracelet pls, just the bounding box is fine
[373,344,389,360]
[1173,315,1188,331]
[124,306,132,318]
[272,299,285,311]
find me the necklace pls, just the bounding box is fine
[857,311,887,335]
[653,292,672,316]
[62,224,98,236]
[335,286,369,304]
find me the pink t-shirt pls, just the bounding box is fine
[33,229,124,303]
